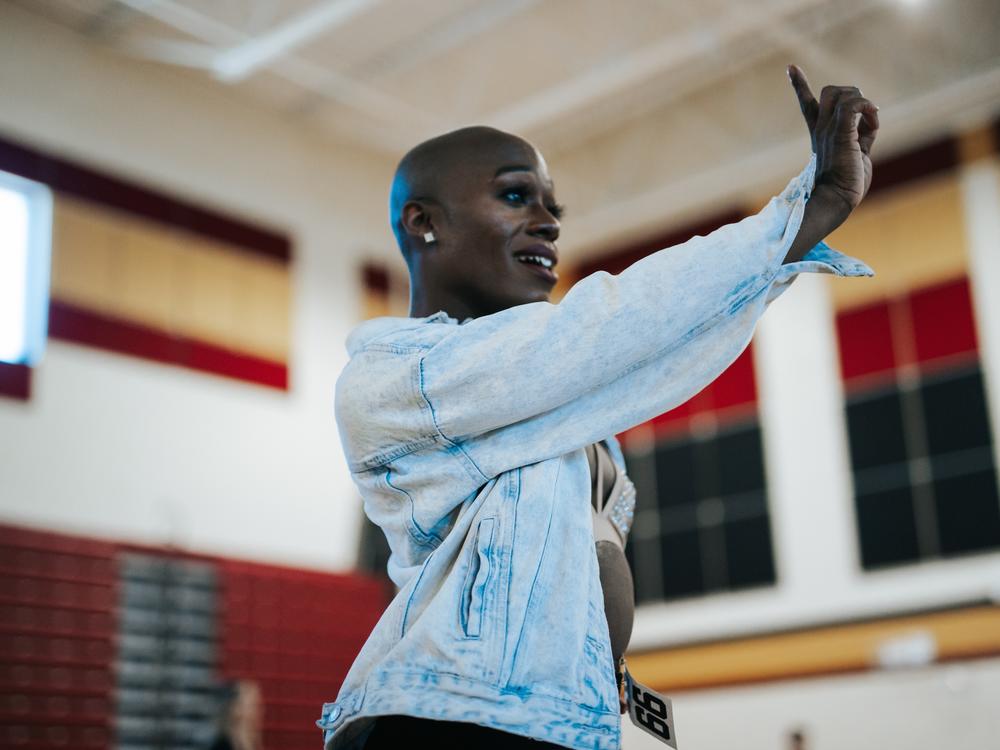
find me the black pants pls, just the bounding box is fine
[363,715,569,749]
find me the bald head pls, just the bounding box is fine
[389,126,539,258]
[388,126,561,319]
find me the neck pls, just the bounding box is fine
[408,284,482,321]
[407,261,488,320]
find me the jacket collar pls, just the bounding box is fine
[345,311,464,355]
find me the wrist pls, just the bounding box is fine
[807,182,853,232]
[784,181,852,265]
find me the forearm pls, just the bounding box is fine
[783,184,852,264]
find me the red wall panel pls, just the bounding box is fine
[836,300,897,383]
[0,525,117,750]
[0,523,389,750]
[909,277,979,366]
[218,560,385,750]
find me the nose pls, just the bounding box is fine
[527,205,560,242]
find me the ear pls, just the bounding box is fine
[400,200,437,242]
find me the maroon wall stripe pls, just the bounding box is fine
[867,136,959,197]
[47,300,289,391]
[361,262,391,295]
[0,132,292,263]
[0,361,31,400]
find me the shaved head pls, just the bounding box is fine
[389,126,561,320]
[389,126,539,258]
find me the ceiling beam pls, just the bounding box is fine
[116,0,243,46]
[488,0,854,135]
[212,0,382,83]
[113,0,438,135]
[534,0,883,157]
[346,0,541,81]
[740,6,873,87]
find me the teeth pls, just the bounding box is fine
[518,255,554,269]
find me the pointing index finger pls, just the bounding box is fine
[788,65,817,118]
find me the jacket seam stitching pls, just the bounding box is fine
[356,669,620,719]
[504,459,560,688]
[384,469,442,547]
[399,549,434,637]
[365,342,433,354]
[350,437,439,473]
[417,355,488,482]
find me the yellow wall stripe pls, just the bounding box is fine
[51,196,290,361]
[825,173,968,311]
[627,605,1000,692]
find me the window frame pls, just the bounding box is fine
[0,169,52,366]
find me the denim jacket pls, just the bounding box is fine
[319,157,872,749]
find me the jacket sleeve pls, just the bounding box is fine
[417,156,873,479]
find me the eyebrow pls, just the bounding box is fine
[493,164,557,197]
[493,165,533,178]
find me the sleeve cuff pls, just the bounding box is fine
[766,240,874,304]
[784,240,874,277]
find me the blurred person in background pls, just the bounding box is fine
[209,680,261,750]
[788,727,808,750]
[321,65,878,749]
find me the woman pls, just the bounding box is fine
[208,681,261,750]
[320,66,877,749]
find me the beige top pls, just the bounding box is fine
[585,442,636,547]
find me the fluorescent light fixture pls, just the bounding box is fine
[0,170,52,365]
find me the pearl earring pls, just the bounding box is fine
[423,231,436,243]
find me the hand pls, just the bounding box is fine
[787,64,879,217]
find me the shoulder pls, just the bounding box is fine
[345,311,461,356]
[335,315,460,460]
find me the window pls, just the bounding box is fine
[837,277,1000,568]
[623,347,777,602]
[0,170,51,365]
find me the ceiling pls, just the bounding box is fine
[12,0,1000,258]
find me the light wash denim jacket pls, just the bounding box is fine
[320,157,872,749]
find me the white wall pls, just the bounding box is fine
[623,657,1000,750]
[0,4,397,572]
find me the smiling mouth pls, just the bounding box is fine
[515,255,558,283]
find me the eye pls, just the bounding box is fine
[500,187,529,205]
[499,185,564,220]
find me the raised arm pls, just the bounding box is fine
[340,68,878,480]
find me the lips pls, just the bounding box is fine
[514,244,559,267]
[513,244,559,284]
[518,261,559,284]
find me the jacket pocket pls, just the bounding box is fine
[460,517,496,638]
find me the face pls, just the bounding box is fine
[430,137,563,317]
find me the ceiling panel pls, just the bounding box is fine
[8,0,1000,257]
